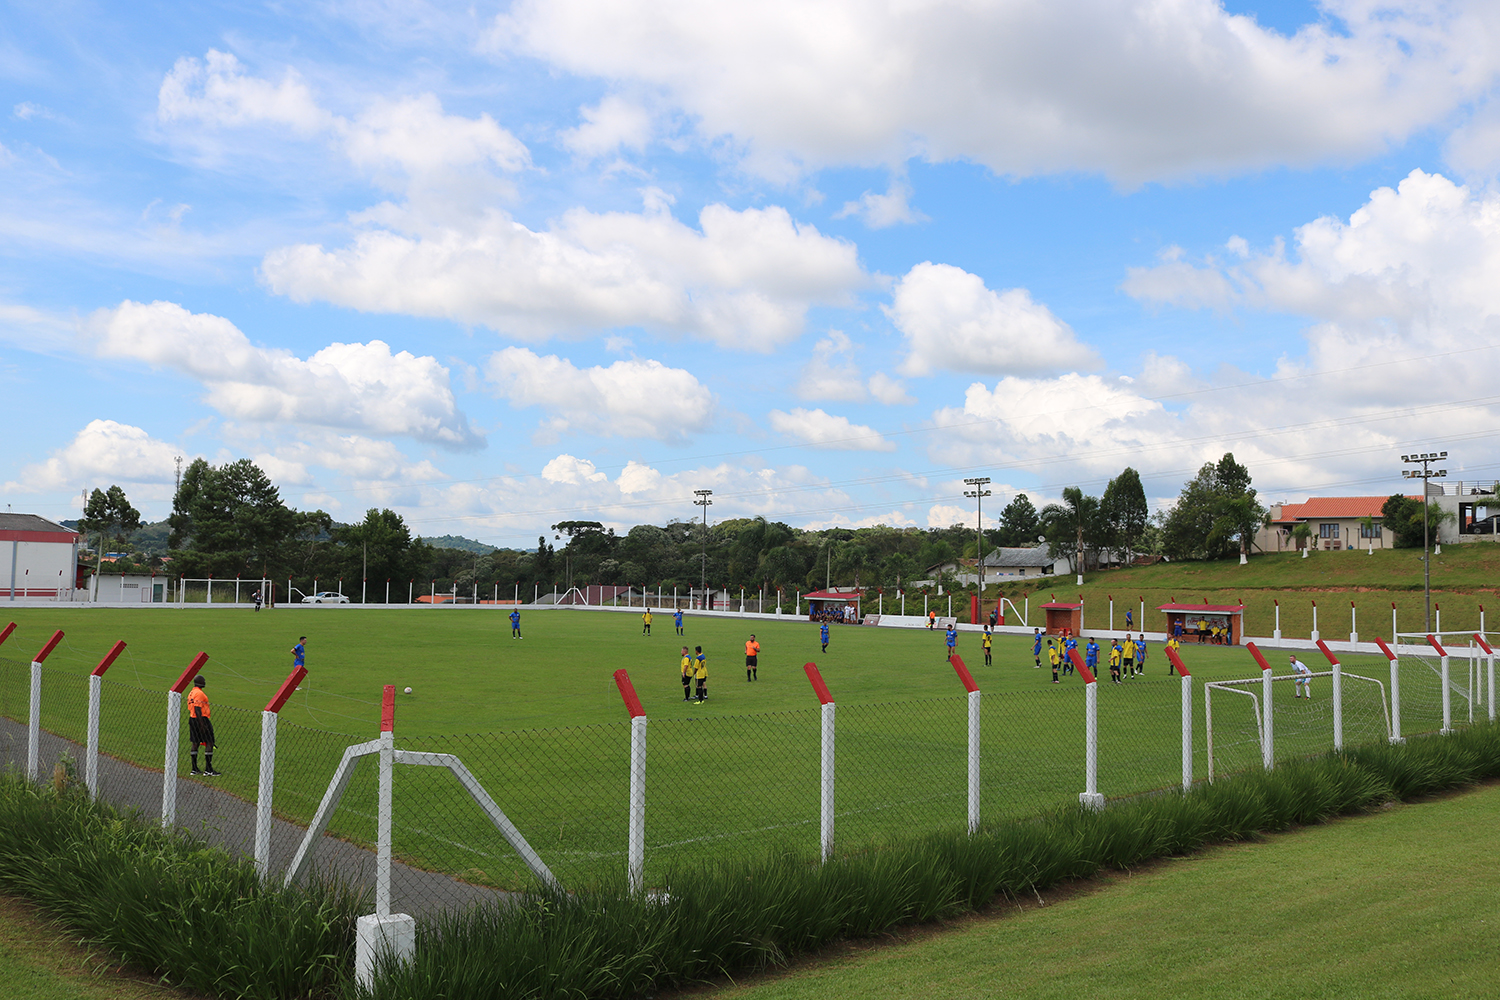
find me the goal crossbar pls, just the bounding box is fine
[1204,672,1390,780]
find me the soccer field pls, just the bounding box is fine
[0,608,1460,891]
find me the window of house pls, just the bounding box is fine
[1360,522,1382,539]
[1319,523,1339,539]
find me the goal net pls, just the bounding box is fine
[1391,634,1495,734]
[1205,670,1390,780]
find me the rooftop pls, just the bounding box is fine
[1272,497,1416,524]
[0,513,77,536]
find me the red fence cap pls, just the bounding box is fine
[613,669,646,718]
[1426,634,1448,657]
[1164,645,1189,678]
[805,662,834,705]
[92,640,126,677]
[265,666,308,713]
[1245,641,1272,672]
[1067,647,1095,685]
[171,652,209,693]
[949,654,979,693]
[1475,634,1494,655]
[0,622,15,648]
[381,685,396,732]
[1374,637,1396,660]
[34,629,64,664]
[1314,639,1340,667]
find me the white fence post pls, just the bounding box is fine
[1246,642,1275,770]
[1316,639,1343,751]
[613,670,649,895]
[1376,638,1404,743]
[86,641,126,795]
[355,686,416,990]
[1477,633,1496,723]
[162,653,208,829]
[1069,649,1104,810]
[805,663,837,861]
[1165,645,1192,791]
[1428,635,1452,734]
[949,655,981,834]
[27,631,64,783]
[1310,600,1319,642]
[256,665,307,880]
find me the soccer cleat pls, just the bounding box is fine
[190,769,202,775]
[205,769,221,776]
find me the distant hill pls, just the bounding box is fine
[418,534,498,554]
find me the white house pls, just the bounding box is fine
[0,514,80,600]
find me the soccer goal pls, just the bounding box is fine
[1205,647,1390,781]
[1391,633,1496,734]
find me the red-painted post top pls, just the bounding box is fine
[1475,634,1494,656]
[949,654,979,693]
[0,622,14,647]
[1246,641,1272,672]
[34,630,64,664]
[1427,634,1448,657]
[171,652,209,693]
[805,662,834,705]
[1314,639,1340,667]
[265,666,308,713]
[1374,637,1396,660]
[92,641,126,677]
[613,669,646,718]
[1164,645,1189,678]
[1066,647,1096,685]
[381,685,396,732]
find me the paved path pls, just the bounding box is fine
[0,716,510,919]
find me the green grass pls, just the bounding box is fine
[0,608,1486,888]
[692,781,1500,1000]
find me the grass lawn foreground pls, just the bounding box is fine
[694,783,1500,1000]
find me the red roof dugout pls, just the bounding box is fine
[1158,603,1244,645]
[1040,601,1081,636]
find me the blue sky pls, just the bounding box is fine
[3,0,1499,547]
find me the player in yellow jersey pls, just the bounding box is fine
[693,646,708,702]
[680,646,693,702]
[642,609,652,636]
[1122,635,1137,677]
[982,626,993,666]
[1108,640,1123,684]
[1048,639,1062,683]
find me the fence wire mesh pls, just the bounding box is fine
[0,644,1494,918]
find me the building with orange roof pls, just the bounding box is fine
[1255,496,1416,553]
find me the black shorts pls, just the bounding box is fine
[189,716,215,748]
[746,655,758,666]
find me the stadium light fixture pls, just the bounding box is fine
[963,477,992,597]
[1400,450,1447,632]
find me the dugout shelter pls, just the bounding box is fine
[1040,601,1082,636]
[805,588,862,623]
[1158,602,1244,645]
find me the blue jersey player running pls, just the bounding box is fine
[945,625,958,659]
[820,622,830,652]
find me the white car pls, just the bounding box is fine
[301,591,350,604]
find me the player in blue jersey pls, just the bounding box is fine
[945,624,958,659]
[1032,628,1043,668]
[820,622,830,653]
[674,609,684,635]
[509,609,521,638]
[291,636,306,669]
[1085,637,1100,677]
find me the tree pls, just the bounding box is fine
[342,509,416,585]
[79,485,142,555]
[169,459,297,576]
[996,494,1040,547]
[1100,468,1149,563]
[1379,495,1453,548]
[1160,453,1265,561]
[1039,487,1101,572]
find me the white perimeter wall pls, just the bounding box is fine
[0,539,76,595]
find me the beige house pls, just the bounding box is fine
[1258,497,1411,553]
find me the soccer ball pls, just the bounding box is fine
[404,687,413,694]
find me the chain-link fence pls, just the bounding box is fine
[2,642,1493,917]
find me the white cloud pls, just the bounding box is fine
[87,300,482,449]
[157,50,528,183]
[867,371,914,405]
[263,197,865,348]
[768,407,895,451]
[490,0,1500,184]
[12,102,56,121]
[836,176,927,228]
[261,434,447,486]
[486,346,714,441]
[925,504,974,529]
[795,330,866,401]
[888,262,1101,377]
[3,420,182,493]
[559,95,654,157]
[541,454,610,485]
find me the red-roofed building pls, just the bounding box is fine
[1255,496,1417,553]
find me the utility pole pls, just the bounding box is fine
[964,477,992,597]
[1401,450,1447,633]
[694,490,713,605]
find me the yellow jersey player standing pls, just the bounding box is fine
[694,647,709,702]
[642,609,652,636]
[680,647,693,702]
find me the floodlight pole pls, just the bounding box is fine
[964,477,992,608]
[694,490,713,605]
[1400,450,1447,633]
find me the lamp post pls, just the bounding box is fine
[694,490,713,606]
[1401,451,1447,633]
[963,477,992,602]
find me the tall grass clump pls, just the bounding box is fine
[359,723,1500,1000]
[0,770,364,999]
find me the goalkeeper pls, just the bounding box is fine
[1290,656,1313,697]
